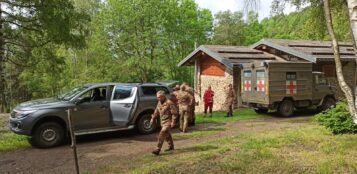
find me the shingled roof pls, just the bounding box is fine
[251,39,355,62]
[177,45,277,70]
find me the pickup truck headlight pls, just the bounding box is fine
[13,110,37,119]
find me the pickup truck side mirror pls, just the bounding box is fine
[74,97,90,105]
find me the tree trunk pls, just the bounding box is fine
[346,0,357,97]
[324,0,357,124]
[347,0,357,49]
[0,3,6,113]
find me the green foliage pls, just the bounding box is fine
[0,133,30,152]
[315,101,357,134]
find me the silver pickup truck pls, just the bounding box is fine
[9,83,173,148]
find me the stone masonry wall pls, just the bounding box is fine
[195,68,233,112]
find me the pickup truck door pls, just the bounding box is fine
[72,86,111,130]
[110,85,138,127]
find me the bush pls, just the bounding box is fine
[315,101,357,134]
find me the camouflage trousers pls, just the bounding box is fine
[190,104,196,123]
[157,122,174,150]
[179,104,190,132]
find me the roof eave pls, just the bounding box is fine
[177,45,233,70]
[250,39,317,63]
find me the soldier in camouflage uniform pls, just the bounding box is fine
[184,84,196,126]
[224,84,236,117]
[150,90,178,156]
[176,85,193,133]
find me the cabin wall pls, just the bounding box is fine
[314,61,356,99]
[194,55,234,112]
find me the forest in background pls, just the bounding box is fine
[1,0,351,112]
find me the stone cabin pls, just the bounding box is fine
[178,39,356,112]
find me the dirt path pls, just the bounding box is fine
[0,116,312,174]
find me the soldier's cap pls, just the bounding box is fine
[156,90,166,97]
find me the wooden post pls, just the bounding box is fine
[67,109,80,174]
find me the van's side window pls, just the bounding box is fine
[244,71,252,78]
[286,72,297,80]
[256,70,265,78]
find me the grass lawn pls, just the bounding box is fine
[195,109,265,124]
[0,132,30,152]
[90,121,357,174]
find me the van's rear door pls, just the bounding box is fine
[254,69,268,103]
[242,69,253,102]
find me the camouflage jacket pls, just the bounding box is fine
[177,91,193,106]
[225,88,236,104]
[152,99,178,125]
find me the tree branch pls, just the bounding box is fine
[3,20,42,32]
[4,39,51,48]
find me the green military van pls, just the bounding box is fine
[241,61,336,117]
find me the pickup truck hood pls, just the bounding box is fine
[15,98,73,110]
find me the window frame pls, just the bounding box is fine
[112,85,134,101]
[286,72,297,80]
[243,70,252,78]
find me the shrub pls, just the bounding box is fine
[315,101,357,134]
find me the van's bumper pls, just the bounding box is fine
[242,102,276,109]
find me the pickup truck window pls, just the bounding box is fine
[141,86,169,96]
[113,86,133,100]
[79,87,107,102]
[58,87,88,101]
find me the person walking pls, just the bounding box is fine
[224,84,236,117]
[150,91,178,156]
[184,84,196,125]
[176,85,193,133]
[203,85,214,117]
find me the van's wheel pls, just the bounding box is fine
[137,113,157,134]
[254,108,268,114]
[319,97,336,111]
[278,100,294,117]
[29,122,64,148]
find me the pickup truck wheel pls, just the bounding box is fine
[254,108,268,114]
[29,122,64,148]
[319,97,336,111]
[278,100,294,117]
[137,114,157,134]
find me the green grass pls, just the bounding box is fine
[173,127,226,139]
[91,121,357,174]
[195,109,265,124]
[0,132,30,152]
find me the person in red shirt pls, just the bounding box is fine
[203,85,214,117]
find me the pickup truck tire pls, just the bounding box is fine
[254,108,268,114]
[29,122,64,148]
[319,97,336,111]
[137,113,157,134]
[278,100,294,117]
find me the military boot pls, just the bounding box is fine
[152,149,161,156]
[164,147,174,152]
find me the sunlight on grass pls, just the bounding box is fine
[0,132,30,152]
[195,109,265,124]
[91,121,357,174]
